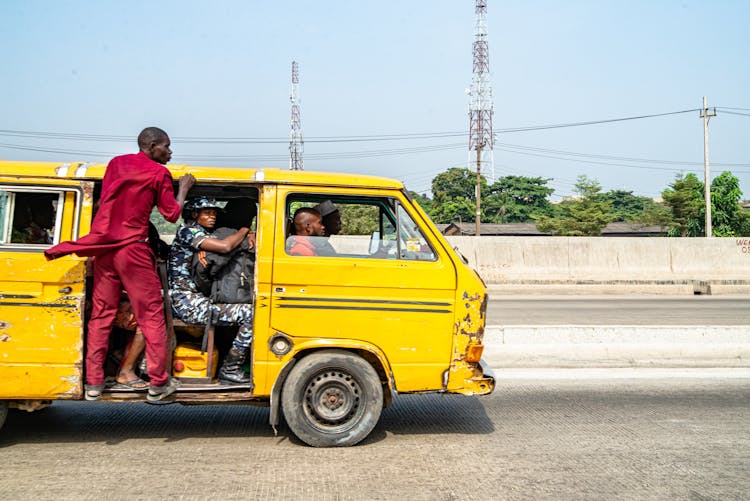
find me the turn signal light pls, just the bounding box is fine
[466,344,484,363]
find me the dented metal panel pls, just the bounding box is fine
[446,281,494,395]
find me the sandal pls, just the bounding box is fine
[85,384,103,401]
[113,377,149,390]
[147,377,181,402]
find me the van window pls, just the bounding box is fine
[0,189,61,246]
[285,196,436,261]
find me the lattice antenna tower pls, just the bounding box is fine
[289,60,304,170]
[468,0,494,183]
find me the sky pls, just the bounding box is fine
[1,1,748,200]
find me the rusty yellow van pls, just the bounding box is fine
[0,161,493,447]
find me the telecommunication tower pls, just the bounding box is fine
[289,61,304,170]
[468,0,494,234]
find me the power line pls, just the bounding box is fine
[494,109,700,133]
[497,142,750,168]
[0,107,712,145]
[0,128,467,144]
[0,141,467,161]
[496,146,750,174]
[719,110,750,118]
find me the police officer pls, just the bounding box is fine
[167,197,254,384]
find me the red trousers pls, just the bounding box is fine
[86,242,169,386]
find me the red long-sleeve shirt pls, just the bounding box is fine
[45,152,182,260]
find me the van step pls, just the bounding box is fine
[97,388,259,403]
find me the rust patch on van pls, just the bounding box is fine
[450,290,488,374]
[458,290,486,340]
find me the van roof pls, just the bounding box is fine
[0,160,405,190]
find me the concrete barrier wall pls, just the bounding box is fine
[483,325,750,368]
[446,236,750,284]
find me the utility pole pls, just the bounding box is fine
[700,96,716,237]
[476,142,482,235]
[289,61,304,170]
[468,0,494,236]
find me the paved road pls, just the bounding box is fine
[487,295,750,325]
[1,373,748,500]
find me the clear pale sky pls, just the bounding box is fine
[2,1,748,200]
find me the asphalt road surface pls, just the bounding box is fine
[487,295,750,325]
[1,373,748,500]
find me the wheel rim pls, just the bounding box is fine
[302,369,365,434]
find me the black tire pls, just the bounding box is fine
[281,350,383,447]
[0,401,7,432]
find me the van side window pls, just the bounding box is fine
[0,189,60,246]
[285,196,436,261]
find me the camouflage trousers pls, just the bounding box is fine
[171,290,253,352]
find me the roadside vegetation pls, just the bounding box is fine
[414,168,750,237]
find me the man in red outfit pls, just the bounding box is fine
[45,127,195,402]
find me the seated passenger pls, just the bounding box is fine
[286,207,327,256]
[314,200,342,236]
[217,197,256,231]
[312,200,340,256]
[112,297,148,389]
[168,196,254,384]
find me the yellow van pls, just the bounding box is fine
[0,161,494,447]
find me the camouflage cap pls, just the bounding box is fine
[186,196,222,211]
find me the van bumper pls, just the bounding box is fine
[463,359,495,395]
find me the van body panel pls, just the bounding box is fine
[0,178,91,400]
[251,184,278,396]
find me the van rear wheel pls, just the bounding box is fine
[281,350,383,447]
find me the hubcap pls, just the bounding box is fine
[303,370,364,433]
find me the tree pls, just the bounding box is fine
[710,171,750,236]
[633,201,673,228]
[662,173,704,237]
[409,191,433,215]
[535,175,613,236]
[431,167,486,202]
[601,189,654,222]
[430,168,488,224]
[150,207,180,236]
[339,204,379,235]
[430,197,477,225]
[485,175,555,223]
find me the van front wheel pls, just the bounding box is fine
[281,350,383,447]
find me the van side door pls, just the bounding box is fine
[0,179,92,399]
[269,188,457,392]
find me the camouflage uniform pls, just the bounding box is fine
[168,221,253,352]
